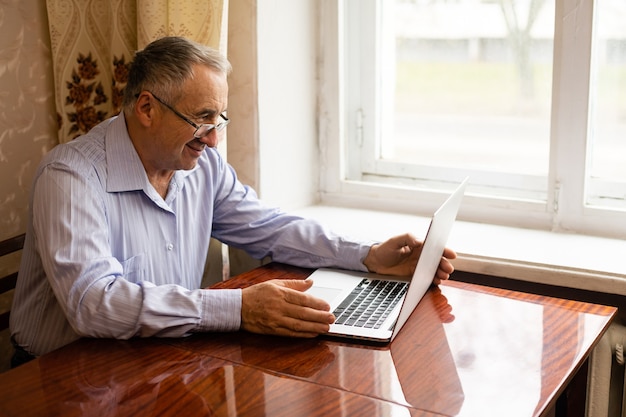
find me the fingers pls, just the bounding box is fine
[241,280,335,338]
[363,233,423,275]
[442,247,457,260]
[433,254,456,285]
[277,279,331,311]
[389,233,422,251]
[275,301,335,337]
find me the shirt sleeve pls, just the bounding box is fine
[209,159,375,272]
[32,161,242,340]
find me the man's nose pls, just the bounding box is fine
[197,128,219,147]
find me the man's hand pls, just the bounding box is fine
[363,233,457,284]
[241,279,335,338]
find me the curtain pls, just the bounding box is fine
[46,0,228,144]
[45,0,230,281]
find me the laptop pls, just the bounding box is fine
[306,177,468,343]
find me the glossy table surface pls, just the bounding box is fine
[0,263,617,417]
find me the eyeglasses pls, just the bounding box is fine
[147,92,229,138]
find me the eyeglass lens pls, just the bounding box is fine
[193,117,230,138]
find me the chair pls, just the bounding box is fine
[0,234,25,331]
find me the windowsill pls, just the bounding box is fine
[291,205,626,296]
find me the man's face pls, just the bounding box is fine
[150,65,229,172]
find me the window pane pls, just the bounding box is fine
[587,1,626,207]
[385,0,554,196]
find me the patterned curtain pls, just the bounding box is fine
[46,0,228,144]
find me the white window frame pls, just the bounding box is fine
[318,0,626,239]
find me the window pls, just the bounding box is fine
[319,0,626,238]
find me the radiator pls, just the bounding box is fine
[587,322,626,417]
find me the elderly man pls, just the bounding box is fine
[10,36,456,367]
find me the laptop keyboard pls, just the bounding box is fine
[333,279,408,329]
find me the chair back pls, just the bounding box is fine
[0,234,25,331]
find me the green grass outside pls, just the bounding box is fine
[394,61,626,119]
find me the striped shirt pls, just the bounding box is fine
[10,114,371,356]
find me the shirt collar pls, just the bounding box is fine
[106,114,151,193]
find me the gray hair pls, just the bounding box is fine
[122,36,232,110]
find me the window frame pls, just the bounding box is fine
[318,0,626,239]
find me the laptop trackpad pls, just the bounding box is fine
[307,286,344,304]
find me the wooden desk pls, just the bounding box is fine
[0,263,616,417]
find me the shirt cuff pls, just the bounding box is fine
[199,288,242,332]
[341,239,377,272]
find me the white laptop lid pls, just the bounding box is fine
[390,177,468,340]
[306,177,468,342]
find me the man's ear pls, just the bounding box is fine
[134,91,156,128]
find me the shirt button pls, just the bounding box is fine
[167,243,174,251]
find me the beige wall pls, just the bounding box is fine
[227,0,260,191]
[227,0,319,211]
[0,2,58,241]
